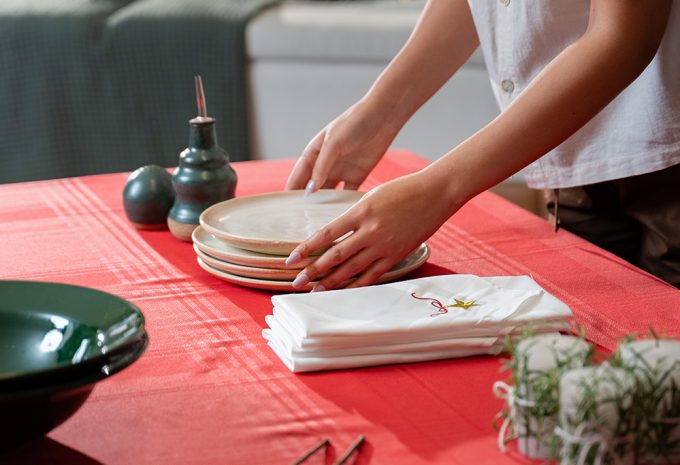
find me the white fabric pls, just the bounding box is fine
[263,275,573,372]
[468,1,680,189]
[264,315,500,357]
[265,338,501,373]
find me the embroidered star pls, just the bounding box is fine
[447,298,479,310]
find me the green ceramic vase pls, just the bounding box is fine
[167,117,237,241]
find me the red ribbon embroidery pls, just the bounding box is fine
[411,292,448,317]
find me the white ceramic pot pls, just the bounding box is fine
[619,339,680,464]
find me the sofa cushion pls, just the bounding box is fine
[248,0,484,65]
[248,1,416,62]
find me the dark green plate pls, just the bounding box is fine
[0,281,148,450]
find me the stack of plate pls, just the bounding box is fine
[193,190,430,291]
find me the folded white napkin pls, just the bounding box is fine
[263,274,573,372]
[265,337,505,372]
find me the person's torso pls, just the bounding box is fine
[468,0,680,189]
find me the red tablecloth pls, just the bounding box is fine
[1,151,678,465]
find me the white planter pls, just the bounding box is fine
[619,339,680,464]
[514,412,556,458]
[557,364,636,465]
[495,334,592,460]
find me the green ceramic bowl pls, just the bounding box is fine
[0,281,148,450]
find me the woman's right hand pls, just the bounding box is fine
[285,98,401,193]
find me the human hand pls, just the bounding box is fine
[285,99,401,194]
[285,170,459,291]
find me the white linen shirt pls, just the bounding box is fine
[468,1,680,189]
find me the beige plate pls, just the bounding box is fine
[194,244,300,280]
[199,190,364,255]
[197,243,431,292]
[192,226,315,270]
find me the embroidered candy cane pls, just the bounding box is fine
[411,292,448,317]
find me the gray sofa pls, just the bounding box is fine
[0,0,272,184]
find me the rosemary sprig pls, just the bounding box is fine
[614,340,680,462]
[497,329,593,456]
[558,367,637,465]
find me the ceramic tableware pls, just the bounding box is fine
[194,245,301,280]
[197,243,430,291]
[0,281,148,450]
[168,76,237,241]
[123,165,175,230]
[192,226,315,270]
[199,190,364,255]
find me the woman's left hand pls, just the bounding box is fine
[285,170,458,291]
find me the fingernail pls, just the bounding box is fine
[304,180,316,197]
[285,251,301,267]
[311,284,326,293]
[292,272,310,289]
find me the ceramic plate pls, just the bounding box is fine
[197,243,431,291]
[0,280,147,449]
[199,190,364,255]
[194,244,300,280]
[192,226,315,270]
[0,281,147,386]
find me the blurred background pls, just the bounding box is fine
[0,0,544,214]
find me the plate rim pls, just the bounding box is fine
[193,245,300,280]
[199,189,365,255]
[197,243,431,292]
[192,226,314,270]
[0,280,147,391]
[1,332,148,396]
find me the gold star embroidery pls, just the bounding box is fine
[447,298,479,310]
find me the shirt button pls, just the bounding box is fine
[499,0,510,6]
[501,79,515,93]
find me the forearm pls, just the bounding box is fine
[362,0,479,133]
[428,0,672,211]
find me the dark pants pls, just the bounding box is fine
[545,163,680,288]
